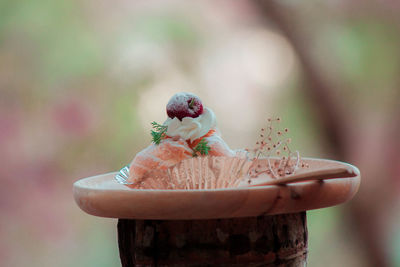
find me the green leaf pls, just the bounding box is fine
[192,139,210,157]
[150,121,167,145]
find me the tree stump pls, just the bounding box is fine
[117,212,307,266]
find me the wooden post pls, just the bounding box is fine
[117,212,307,266]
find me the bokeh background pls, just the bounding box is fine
[1,0,400,266]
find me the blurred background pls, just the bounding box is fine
[1,0,399,266]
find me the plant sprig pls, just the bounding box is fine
[192,139,211,157]
[151,121,168,145]
[245,117,307,179]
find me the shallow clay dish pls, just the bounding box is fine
[73,158,360,220]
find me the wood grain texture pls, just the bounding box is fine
[118,212,307,266]
[73,158,360,220]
